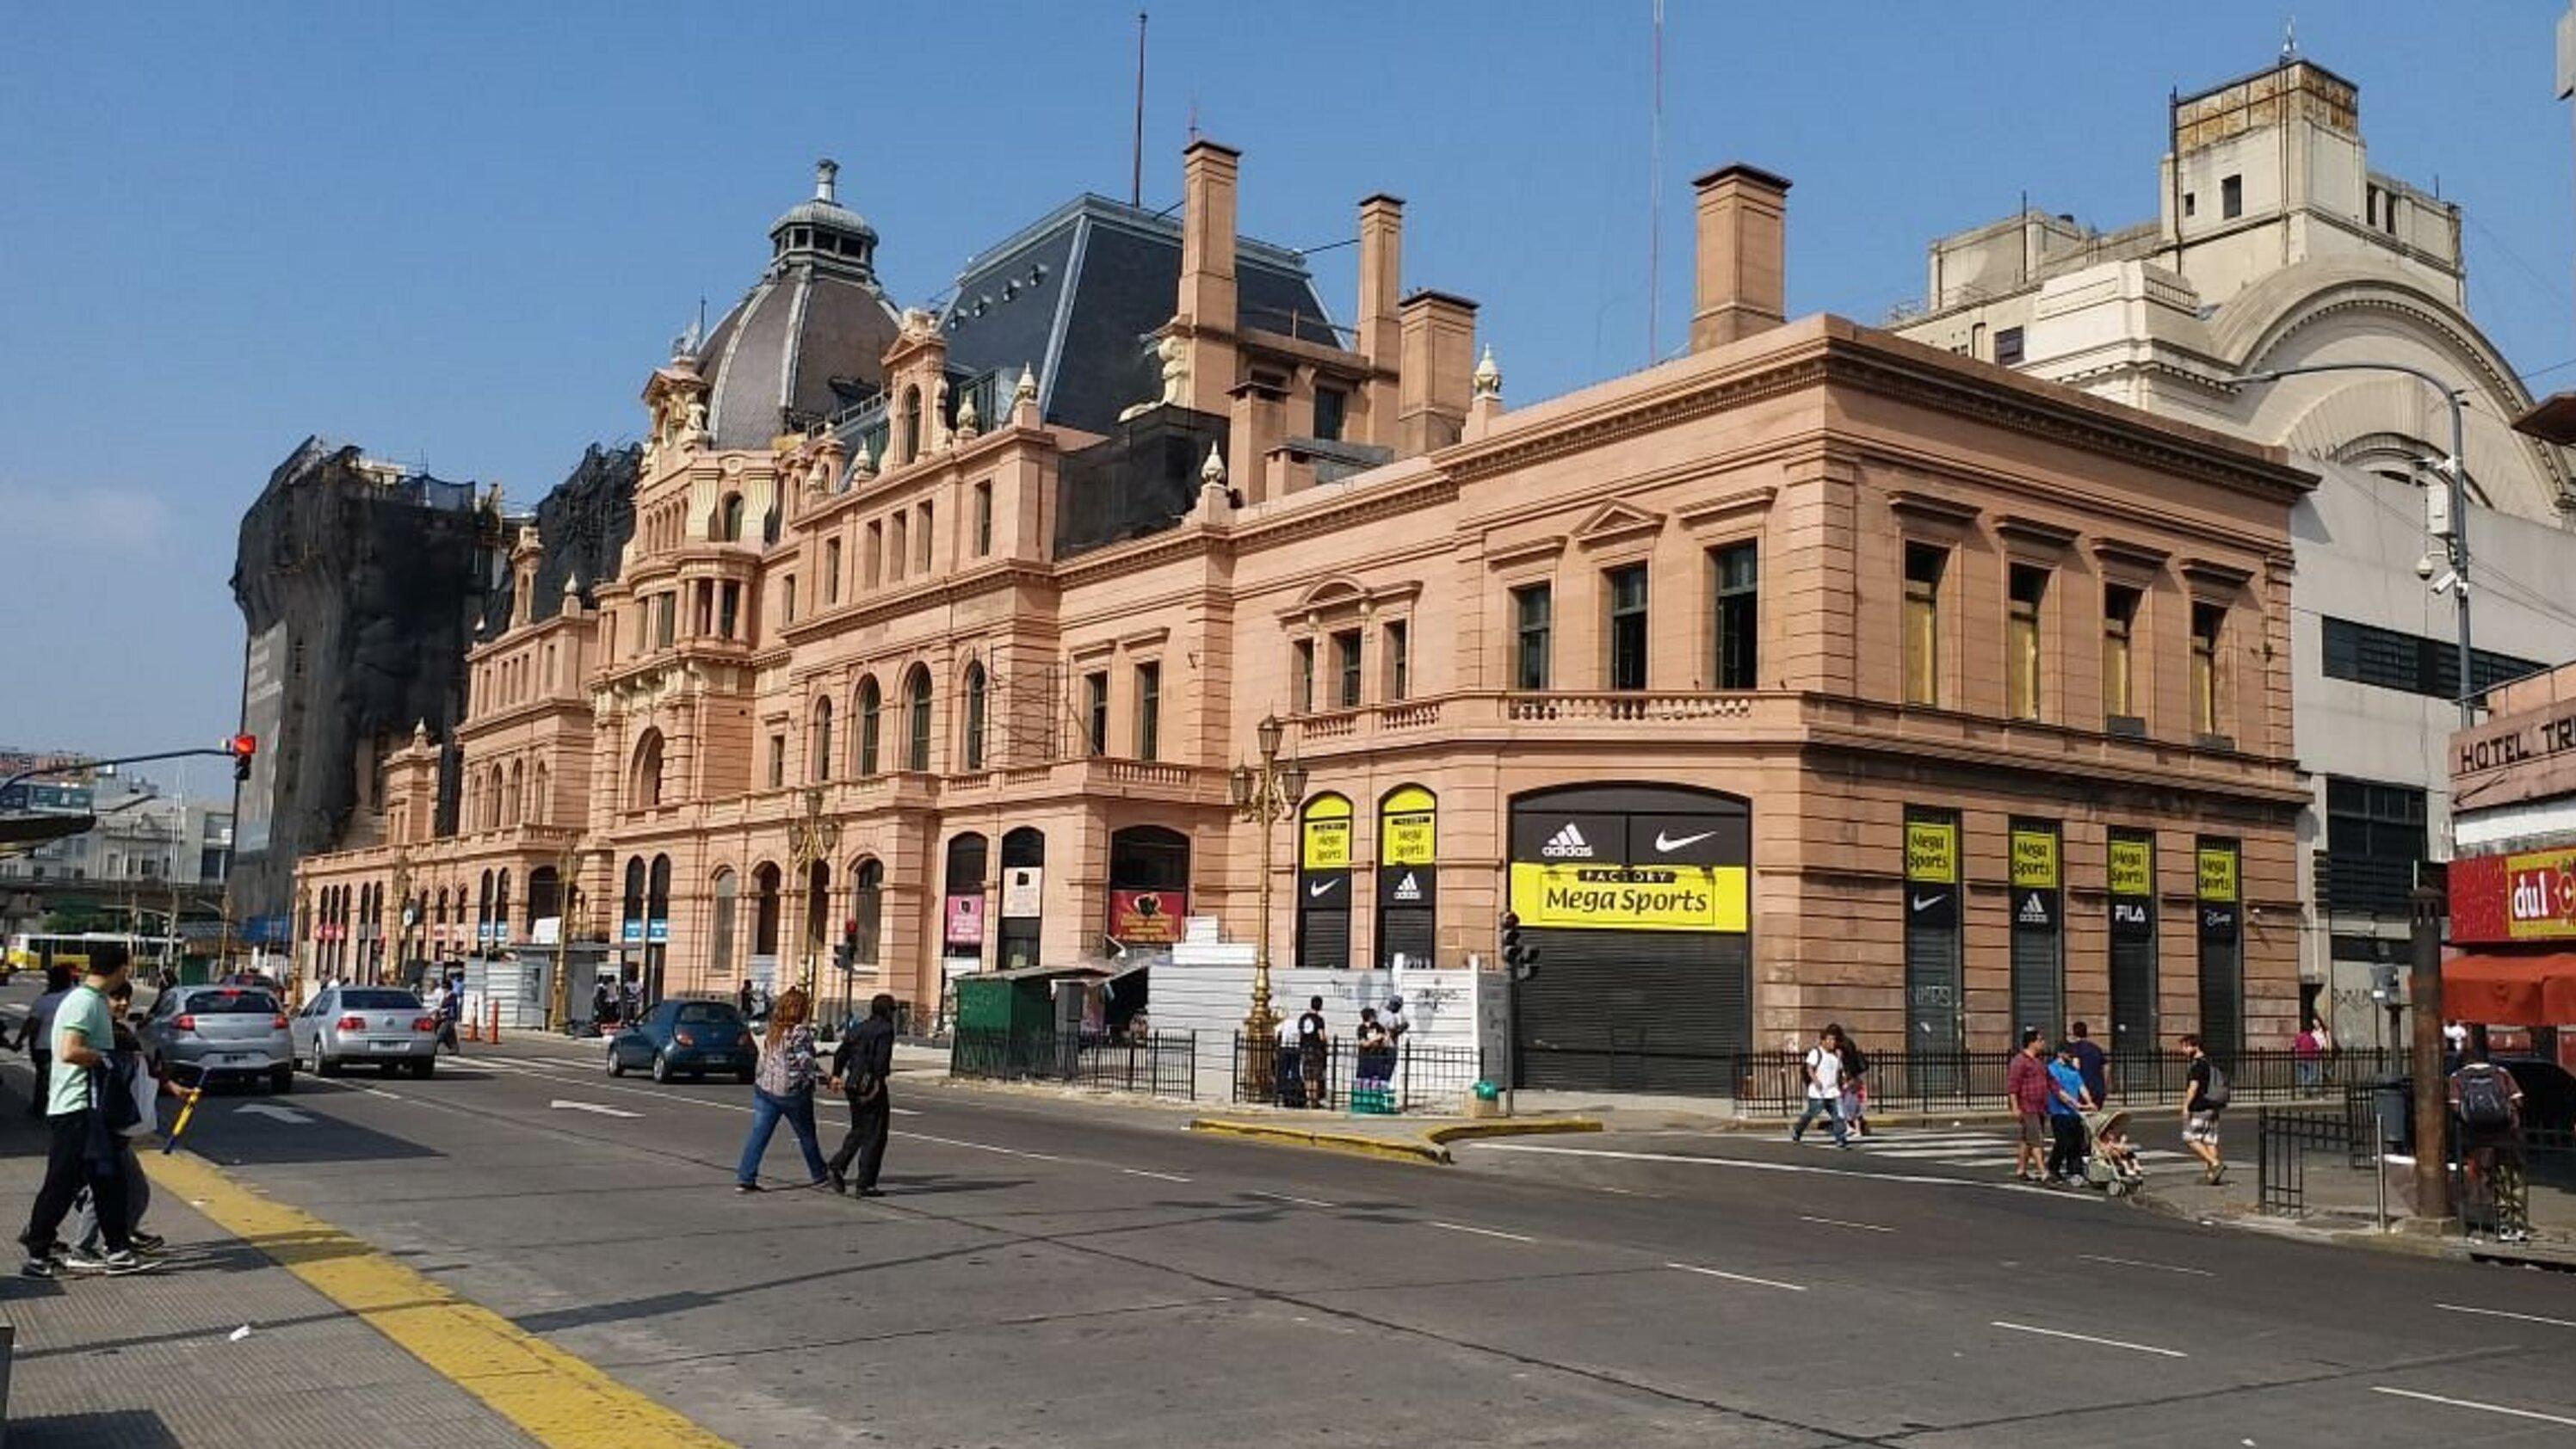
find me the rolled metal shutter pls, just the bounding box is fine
[1513,928,1748,1094]
[1906,923,1962,1054]
[2010,917,2062,1043]
[2198,933,2242,1064]
[2109,935,2159,1094]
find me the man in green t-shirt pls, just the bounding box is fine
[17,944,143,1277]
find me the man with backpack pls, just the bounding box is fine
[2180,1033,2230,1185]
[1789,1025,1850,1149]
[16,944,145,1277]
[2449,1056,2527,1242]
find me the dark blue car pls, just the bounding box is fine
[606,1000,756,1083]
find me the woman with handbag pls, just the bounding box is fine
[735,988,830,1193]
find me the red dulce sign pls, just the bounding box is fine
[2450,848,2576,942]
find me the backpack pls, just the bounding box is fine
[2198,1062,2232,1110]
[1843,1045,1869,1079]
[2458,1069,2513,1130]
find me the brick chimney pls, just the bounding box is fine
[1176,139,1241,416]
[1397,289,1477,455]
[1355,194,1405,447]
[1689,163,1791,351]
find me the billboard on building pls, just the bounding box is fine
[237,624,287,854]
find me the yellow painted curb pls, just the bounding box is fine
[1424,1117,1604,1145]
[1187,1119,1450,1164]
[152,1151,737,1449]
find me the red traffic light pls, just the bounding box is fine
[228,733,258,759]
[843,918,860,941]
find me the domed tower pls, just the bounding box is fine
[694,160,905,450]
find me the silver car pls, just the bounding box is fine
[292,987,439,1079]
[141,984,295,1091]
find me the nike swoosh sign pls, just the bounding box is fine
[1912,893,1942,912]
[1310,879,1337,897]
[1655,829,1715,853]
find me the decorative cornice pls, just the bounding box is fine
[1995,514,2081,551]
[1481,534,1567,569]
[1887,489,1981,527]
[1572,501,1665,548]
[2180,556,2256,591]
[1675,487,1776,530]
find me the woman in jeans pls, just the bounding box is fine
[736,988,830,1193]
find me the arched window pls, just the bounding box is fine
[961,661,988,771]
[496,870,512,932]
[856,677,882,775]
[435,886,449,926]
[806,860,831,962]
[710,868,739,978]
[901,385,923,463]
[505,760,523,825]
[466,773,483,831]
[753,862,782,958]
[487,767,505,830]
[904,664,933,772]
[647,854,671,938]
[478,870,495,935]
[811,697,835,782]
[531,761,548,823]
[621,857,646,938]
[853,858,885,965]
[717,492,744,542]
[631,729,665,808]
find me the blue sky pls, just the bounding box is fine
[4,1,2570,780]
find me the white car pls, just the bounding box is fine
[291,987,440,1078]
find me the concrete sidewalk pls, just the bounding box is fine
[0,1080,541,1448]
[2138,1149,2576,1270]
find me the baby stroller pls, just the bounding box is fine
[2082,1109,2147,1196]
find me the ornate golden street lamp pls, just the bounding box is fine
[546,839,603,1031]
[1227,714,1307,1093]
[787,786,843,999]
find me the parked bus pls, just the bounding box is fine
[3,931,151,983]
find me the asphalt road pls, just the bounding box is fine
[5,987,2572,1447]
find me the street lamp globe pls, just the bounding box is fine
[1256,713,1284,761]
[1279,761,1309,805]
[1228,764,1254,808]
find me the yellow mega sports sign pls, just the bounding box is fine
[1300,794,1353,871]
[1508,862,1751,933]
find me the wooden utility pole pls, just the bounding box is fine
[2408,886,2452,1223]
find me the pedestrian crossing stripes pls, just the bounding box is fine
[1805,1129,2188,1169]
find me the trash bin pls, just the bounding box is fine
[2375,1082,2411,1155]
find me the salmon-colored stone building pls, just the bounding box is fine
[296,145,2313,1089]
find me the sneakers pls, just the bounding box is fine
[826,1171,849,1196]
[19,1255,53,1279]
[735,1181,764,1193]
[127,1231,167,1255]
[60,1248,150,1275]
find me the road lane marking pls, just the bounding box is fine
[2372,1386,2576,1427]
[1991,1321,2185,1358]
[233,1104,313,1125]
[899,1131,1065,1162]
[1473,1141,2097,1197]
[2077,1253,2212,1277]
[1428,1221,1534,1243]
[1121,1168,1191,1182]
[2434,1303,2576,1329]
[361,1088,403,1100]
[1245,1190,1338,1209]
[550,1100,644,1119]
[151,1151,738,1448]
[1666,1261,1806,1292]
[1801,1215,1894,1233]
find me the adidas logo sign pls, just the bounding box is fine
[1541,823,1594,859]
[2017,894,2050,926]
[1393,872,1423,903]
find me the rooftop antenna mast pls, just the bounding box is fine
[1130,11,1148,207]
[1646,0,1665,364]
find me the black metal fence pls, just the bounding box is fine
[2255,1102,2369,1216]
[1231,1034,1483,1114]
[948,1027,1197,1098]
[1734,1047,2408,1117]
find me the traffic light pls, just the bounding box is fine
[833,918,858,976]
[1501,911,1539,980]
[227,733,257,783]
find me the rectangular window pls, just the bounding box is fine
[2320,616,2544,701]
[2221,174,2243,219]
[1606,564,1648,691]
[1333,629,1363,708]
[1294,639,1316,713]
[2183,191,2196,219]
[719,582,740,639]
[1134,662,1161,761]
[865,521,883,589]
[917,502,933,573]
[2366,185,2381,229]
[973,482,993,557]
[1084,670,1109,755]
[1513,584,1553,691]
[1903,543,1945,706]
[888,515,906,582]
[2103,584,2140,721]
[1312,386,1347,443]
[654,593,676,649]
[766,734,786,789]
[2190,601,2225,737]
[2006,564,2047,720]
[694,580,713,636]
[824,539,843,605]
[1384,620,1410,701]
[1994,327,2025,367]
[2325,776,2429,917]
[781,577,798,627]
[1712,543,1757,689]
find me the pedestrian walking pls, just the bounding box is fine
[1354,1008,1393,1097]
[2045,1042,2094,1186]
[70,979,167,1260]
[1837,1030,1871,1138]
[2449,1053,2528,1242]
[17,945,145,1277]
[2292,1016,2329,1094]
[15,965,74,1119]
[826,993,898,1197]
[1381,995,1411,1049]
[433,977,462,1053]
[2179,1033,2229,1184]
[2066,1020,2108,1107]
[590,978,615,1031]
[2006,1030,2053,1182]
[735,987,828,1193]
[1295,996,1330,1109]
[1789,1025,1850,1148]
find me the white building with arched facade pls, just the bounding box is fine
[1896,53,2576,1047]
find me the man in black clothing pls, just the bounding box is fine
[19,946,142,1277]
[15,965,74,1119]
[826,994,898,1197]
